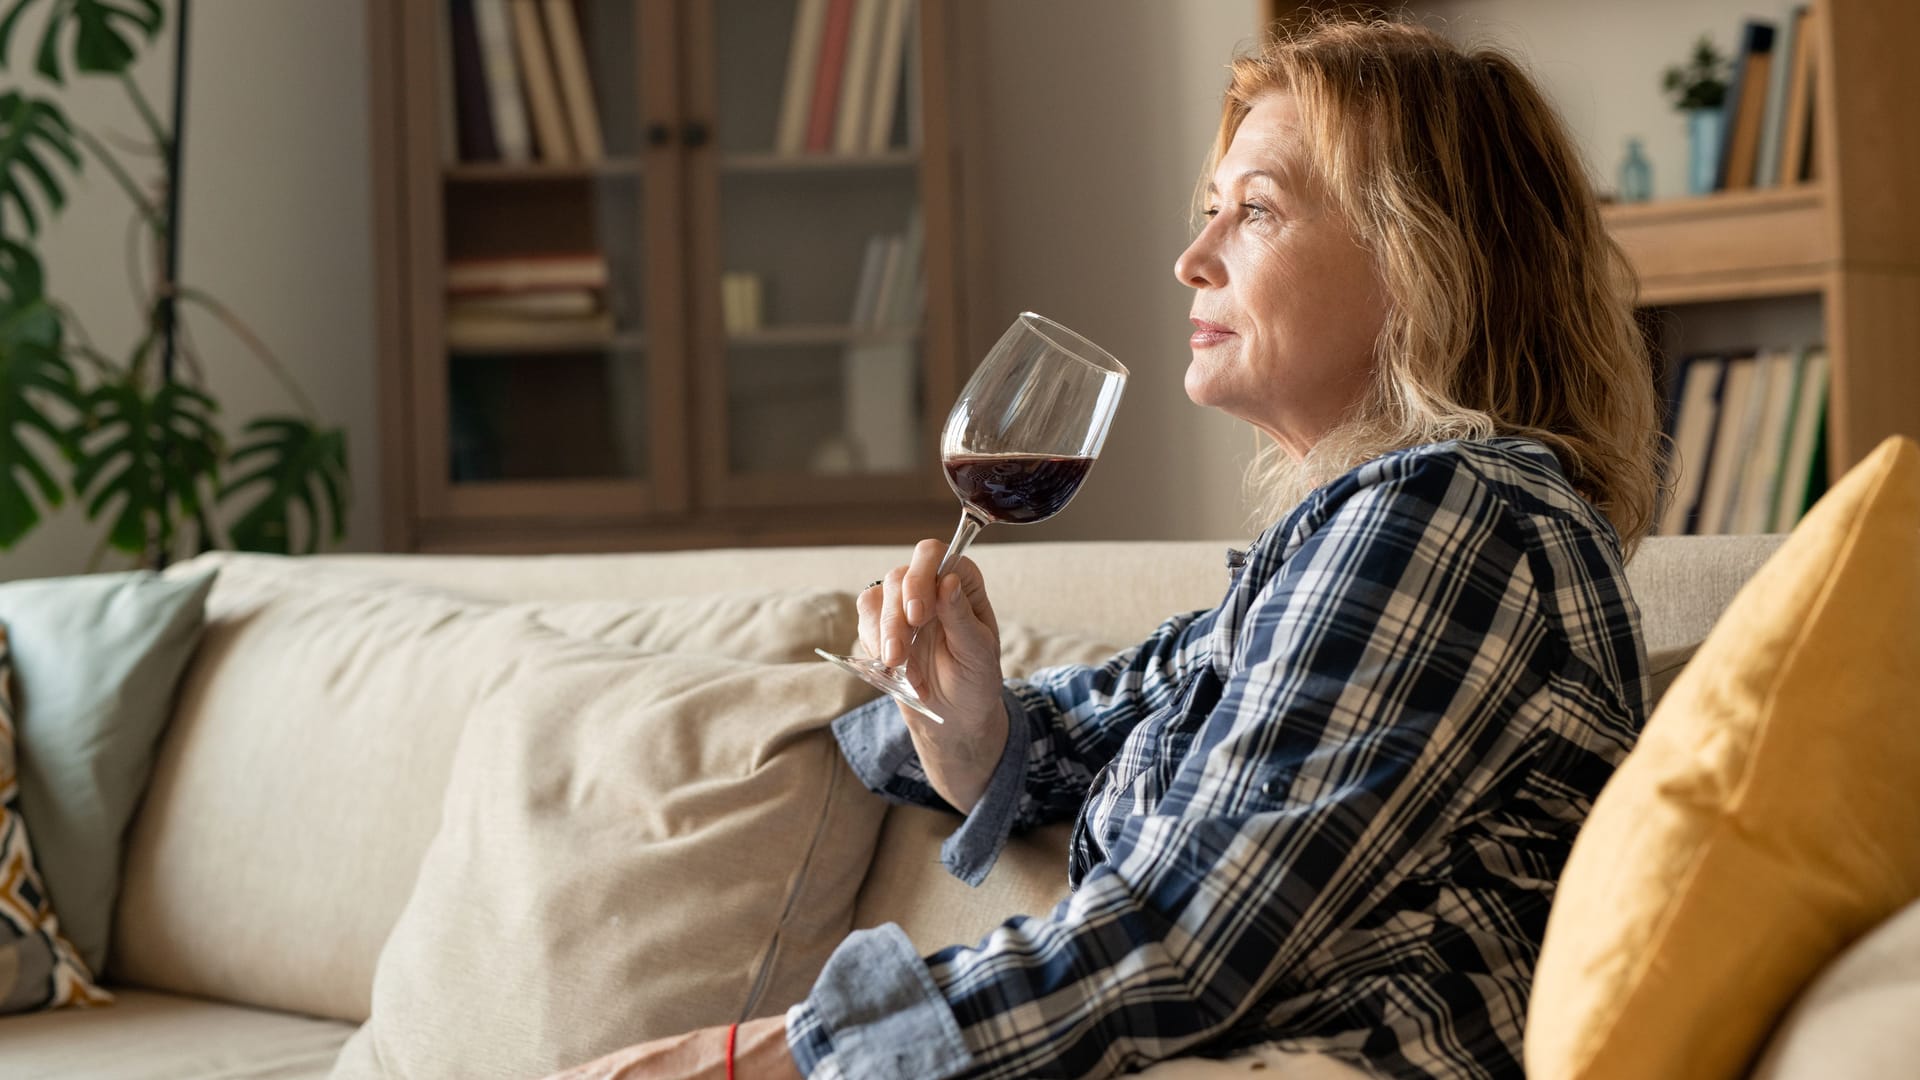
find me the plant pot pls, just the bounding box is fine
[1687,107,1725,195]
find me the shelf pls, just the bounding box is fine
[448,331,648,356]
[727,324,920,348]
[1603,185,1833,305]
[721,150,918,174]
[444,157,645,183]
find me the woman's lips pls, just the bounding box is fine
[1189,318,1235,348]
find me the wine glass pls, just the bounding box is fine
[816,312,1128,723]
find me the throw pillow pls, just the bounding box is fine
[329,626,883,1079]
[1525,435,1920,1080]
[0,567,217,974]
[0,624,112,1014]
[115,553,857,1025]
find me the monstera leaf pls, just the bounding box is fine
[0,88,81,238]
[0,0,163,83]
[221,416,348,555]
[0,238,78,547]
[71,376,222,554]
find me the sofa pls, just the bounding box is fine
[2,530,1904,1078]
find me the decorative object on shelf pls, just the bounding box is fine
[1617,137,1653,203]
[0,0,351,568]
[721,272,764,334]
[1662,34,1731,196]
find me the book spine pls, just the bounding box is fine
[869,234,904,330]
[776,0,830,155]
[807,0,856,154]
[1754,7,1802,188]
[834,0,885,155]
[510,0,574,163]
[1720,21,1776,191]
[449,0,499,161]
[1660,356,1728,536]
[1779,8,1818,184]
[447,254,611,293]
[542,0,604,162]
[864,0,911,152]
[472,0,532,162]
[887,203,924,327]
[848,234,887,326]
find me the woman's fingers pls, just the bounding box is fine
[902,537,947,629]
[855,578,884,659]
[879,566,910,667]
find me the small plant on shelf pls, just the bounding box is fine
[1662,35,1730,111]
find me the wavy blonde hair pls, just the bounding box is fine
[1206,15,1663,551]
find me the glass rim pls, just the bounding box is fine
[1017,312,1129,379]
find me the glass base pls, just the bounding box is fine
[814,648,947,724]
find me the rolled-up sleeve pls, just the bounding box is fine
[790,455,1555,1079]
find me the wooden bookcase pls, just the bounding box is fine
[368,0,990,553]
[1265,0,1920,500]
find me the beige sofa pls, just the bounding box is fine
[0,533,1841,1078]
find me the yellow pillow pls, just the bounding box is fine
[1526,434,1920,1080]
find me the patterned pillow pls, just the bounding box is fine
[0,623,110,1014]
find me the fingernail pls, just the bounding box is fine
[884,639,903,667]
[906,599,926,625]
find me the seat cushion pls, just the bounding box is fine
[1526,435,1920,1080]
[0,987,352,1079]
[1752,898,1920,1079]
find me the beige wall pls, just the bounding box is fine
[3,0,378,581]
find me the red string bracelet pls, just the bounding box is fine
[726,1022,738,1080]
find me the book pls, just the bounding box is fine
[1719,21,1777,190]
[509,0,574,163]
[1660,356,1727,536]
[864,0,912,152]
[806,0,856,153]
[447,253,610,294]
[445,309,615,350]
[834,0,887,155]
[448,290,601,318]
[1695,353,1759,533]
[1754,6,1804,187]
[472,0,533,162]
[1778,7,1818,185]
[848,234,888,326]
[448,0,499,161]
[868,235,904,330]
[541,0,604,162]
[1772,347,1829,529]
[775,0,829,155]
[883,203,924,327]
[1729,349,1799,533]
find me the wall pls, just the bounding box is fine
[2,0,378,581]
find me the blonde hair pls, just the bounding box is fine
[1206,15,1663,552]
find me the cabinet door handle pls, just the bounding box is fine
[646,122,672,148]
[681,120,710,148]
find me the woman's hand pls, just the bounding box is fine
[861,538,1009,814]
[542,1016,801,1079]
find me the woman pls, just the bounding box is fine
[557,15,1661,1080]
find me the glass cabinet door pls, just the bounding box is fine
[688,0,936,507]
[430,0,685,518]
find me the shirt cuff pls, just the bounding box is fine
[784,922,973,1080]
[830,695,928,803]
[936,687,1032,887]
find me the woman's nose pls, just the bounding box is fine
[1174,227,1224,290]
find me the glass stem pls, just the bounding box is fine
[901,510,989,659]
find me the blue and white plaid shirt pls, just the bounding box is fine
[787,437,1648,1079]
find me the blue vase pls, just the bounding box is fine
[1687,108,1725,195]
[1618,137,1653,203]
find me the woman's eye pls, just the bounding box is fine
[1243,202,1270,219]
[1202,207,1221,219]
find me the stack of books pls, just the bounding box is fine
[839,204,925,473]
[445,0,604,165]
[1707,8,1819,192]
[1658,345,1829,535]
[445,252,614,349]
[775,0,919,156]
[846,204,925,333]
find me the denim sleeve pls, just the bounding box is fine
[784,923,973,1080]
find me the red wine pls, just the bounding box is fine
[943,453,1094,524]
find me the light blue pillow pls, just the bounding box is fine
[0,567,217,975]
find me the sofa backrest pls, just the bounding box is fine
[120,534,1779,1019]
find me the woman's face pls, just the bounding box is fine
[1174,92,1388,458]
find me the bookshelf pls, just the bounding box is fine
[1266,0,1920,531]
[368,0,987,553]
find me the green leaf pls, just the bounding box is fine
[69,374,222,555]
[0,0,163,84]
[0,88,82,238]
[220,416,348,555]
[0,239,79,548]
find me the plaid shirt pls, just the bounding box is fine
[787,438,1647,1079]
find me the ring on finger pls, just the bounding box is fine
[864,579,885,591]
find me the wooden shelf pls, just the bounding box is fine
[721,150,918,174]
[447,331,648,356]
[1603,185,1832,305]
[727,324,920,348]
[443,157,644,183]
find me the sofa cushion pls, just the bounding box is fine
[0,567,215,974]
[0,624,110,1014]
[1525,435,1920,1080]
[330,629,882,1079]
[1752,897,1920,1079]
[0,987,352,1079]
[118,553,854,1024]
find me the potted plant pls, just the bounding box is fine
[1663,34,1731,195]
[0,0,349,570]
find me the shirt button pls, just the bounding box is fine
[1260,777,1284,799]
